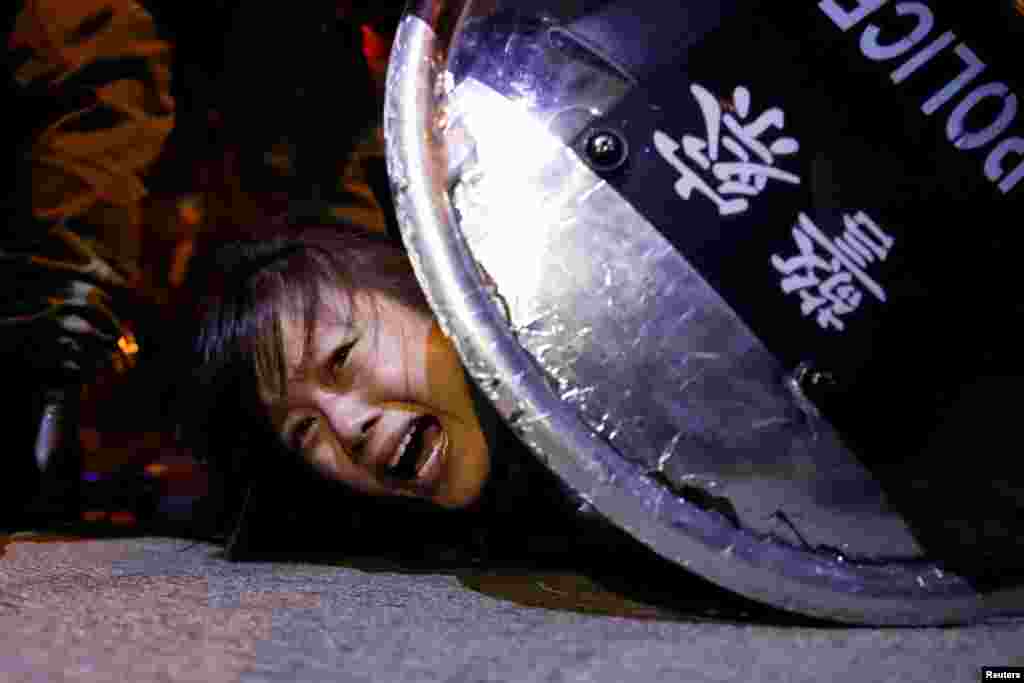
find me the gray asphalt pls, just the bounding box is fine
[74,538,1024,682]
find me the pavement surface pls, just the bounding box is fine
[1,533,1021,682]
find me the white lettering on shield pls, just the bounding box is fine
[771,211,895,332]
[654,84,801,217]
[818,0,1024,195]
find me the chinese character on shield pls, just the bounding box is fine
[771,212,895,332]
[654,84,801,217]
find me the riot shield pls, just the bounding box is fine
[384,0,1024,625]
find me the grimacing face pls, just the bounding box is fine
[262,289,491,509]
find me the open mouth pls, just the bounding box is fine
[388,415,444,481]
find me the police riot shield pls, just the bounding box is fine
[384,0,1024,624]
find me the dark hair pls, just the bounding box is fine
[179,223,427,543]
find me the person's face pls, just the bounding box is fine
[264,289,491,509]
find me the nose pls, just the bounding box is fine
[314,391,379,461]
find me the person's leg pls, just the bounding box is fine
[2,0,175,529]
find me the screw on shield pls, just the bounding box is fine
[583,128,629,173]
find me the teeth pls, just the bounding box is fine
[386,416,442,482]
[415,423,447,478]
[391,427,415,468]
[422,430,446,470]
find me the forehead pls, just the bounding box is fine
[278,289,359,372]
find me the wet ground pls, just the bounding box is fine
[1,532,1021,682]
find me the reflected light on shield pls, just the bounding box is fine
[450,81,577,317]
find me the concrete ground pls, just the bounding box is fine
[1,533,1021,683]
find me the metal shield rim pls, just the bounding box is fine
[382,3,1021,626]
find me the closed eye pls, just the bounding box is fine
[328,339,357,378]
[288,416,318,451]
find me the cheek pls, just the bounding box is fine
[424,323,472,413]
[367,301,434,402]
[307,441,385,496]
[361,332,421,403]
[423,323,492,507]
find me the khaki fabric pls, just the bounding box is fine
[3,0,173,373]
[3,0,392,377]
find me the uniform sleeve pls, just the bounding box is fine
[2,0,174,375]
